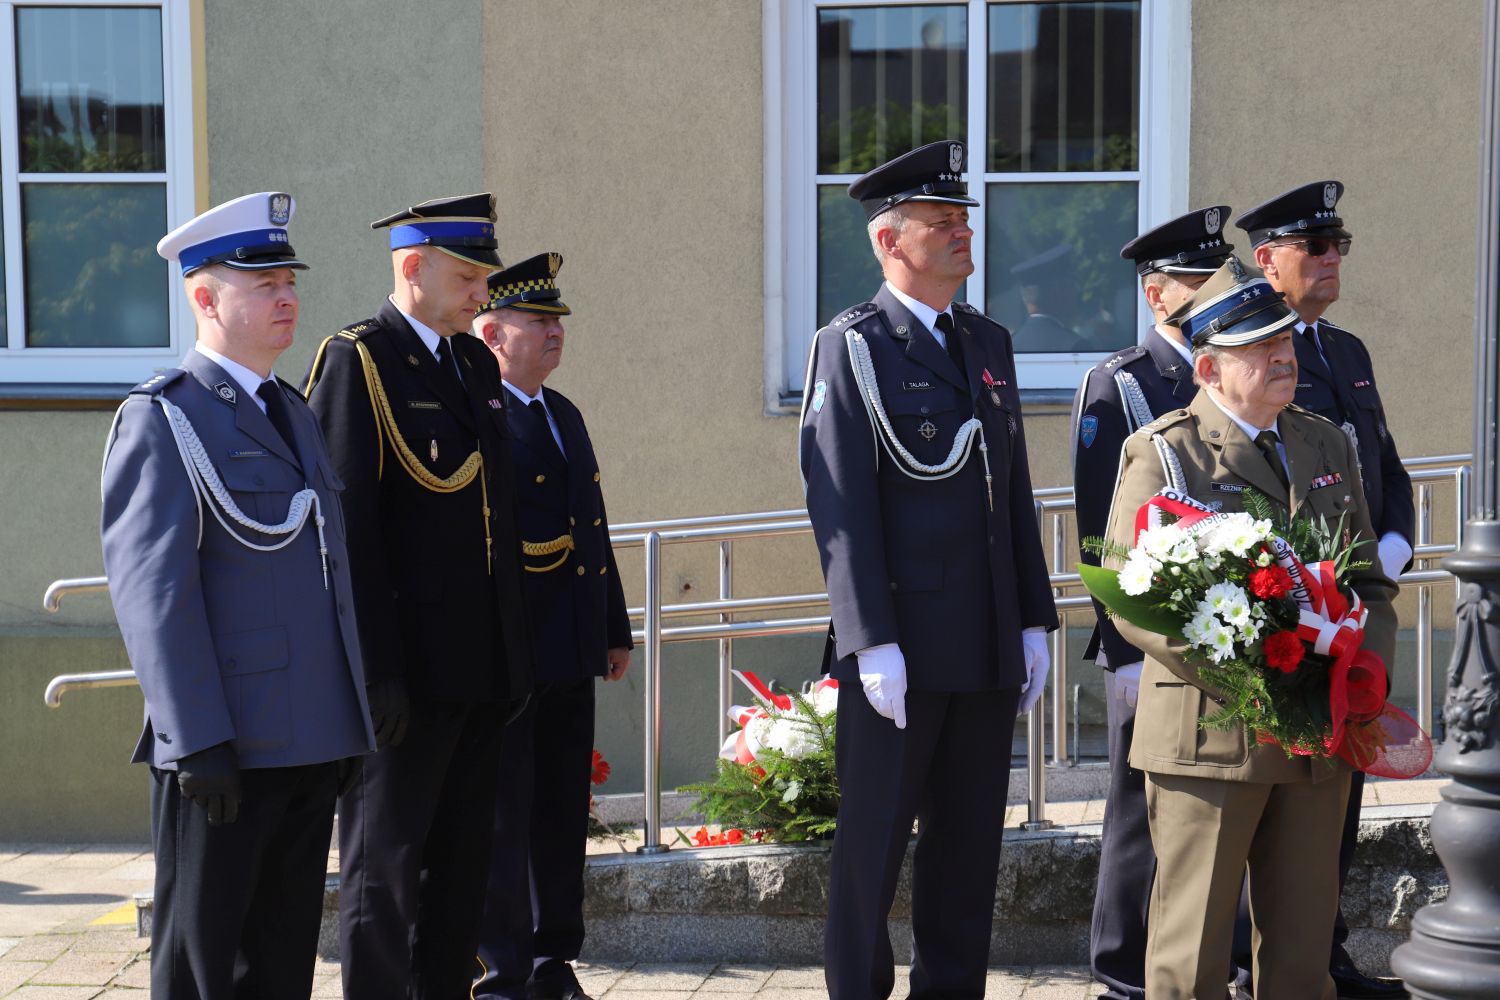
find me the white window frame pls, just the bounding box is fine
[0,0,196,386]
[764,0,1191,409]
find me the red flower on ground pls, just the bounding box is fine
[691,826,711,847]
[1263,631,1305,673]
[725,828,745,845]
[591,749,611,786]
[1248,565,1294,600]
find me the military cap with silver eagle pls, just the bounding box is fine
[848,139,980,221]
[370,192,503,269]
[156,191,307,276]
[1120,205,1234,276]
[1234,180,1351,248]
[478,252,570,316]
[1167,256,1298,348]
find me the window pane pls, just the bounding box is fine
[817,185,884,327]
[17,7,166,173]
[24,183,169,348]
[987,2,1140,172]
[817,5,968,174]
[984,181,1136,354]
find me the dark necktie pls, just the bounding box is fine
[1254,429,1290,492]
[936,312,965,379]
[435,337,465,392]
[528,399,566,464]
[256,380,297,453]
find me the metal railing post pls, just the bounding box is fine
[717,540,734,749]
[1022,697,1052,831]
[638,531,668,854]
[1051,511,1070,766]
[1416,483,1435,735]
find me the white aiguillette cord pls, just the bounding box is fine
[845,328,993,509]
[154,395,330,589]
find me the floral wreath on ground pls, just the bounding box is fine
[678,670,840,844]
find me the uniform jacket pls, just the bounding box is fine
[303,300,531,703]
[1294,320,1414,551]
[800,284,1057,692]
[101,349,376,770]
[506,385,633,683]
[1071,327,1197,669]
[1106,393,1398,783]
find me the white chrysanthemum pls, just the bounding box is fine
[1222,598,1253,628]
[1164,537,1200,565]
[1136,524,1188,560]
[1119,555,1157,596]
[743,713,774,756]
[1185,611,1218,647]
[810,684,839,716]
[1237,619,1263,644]
[1256,550,1274,567]
[1202,514,1271,557]
[1207,623,1239,662]
[765,716,818,758]
[1202,581,1248,613]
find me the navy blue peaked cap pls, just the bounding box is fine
[848,139,980,221]
[1120,206,1234,276]
[1234,180,1351,248]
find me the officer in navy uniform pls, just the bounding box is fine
[1237,182,1414,1000]
[302,194,532,1000]
[470,254,633,1000]
[1070,206,1233,1000]
[800,140,1057,1000]
[102,192,376,1000]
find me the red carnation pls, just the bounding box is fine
[1248,565,1294,600]
[591,749,611,787]
[1263,631,1305,673]
[725,828,746,845]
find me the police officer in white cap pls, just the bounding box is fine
[101,192,375,999]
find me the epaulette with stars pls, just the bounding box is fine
[1139,407,1191,435]
[1100,343,1147,372]
[829,302,877,330]
[336,319,377,341]
[128,369,185,397]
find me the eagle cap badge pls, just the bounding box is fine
[948,143,963,174]
[1324,182,1339,209]
[1204,207,1221,235]
[268,192,291,226]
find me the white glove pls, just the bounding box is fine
[855,643,907,729]
[1111,661,1143,709]
[1377,531,1413,583]
[1018,628,1051,716]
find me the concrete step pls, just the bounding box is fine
[133,801,1443,975]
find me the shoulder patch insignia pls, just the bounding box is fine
[1079,415,1098,448]
[811,379,828,413]
[338,320,376,339]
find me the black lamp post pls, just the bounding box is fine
[1389,0,1500,995]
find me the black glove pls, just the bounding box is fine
[366,678,410,749]
[176,742,241,826]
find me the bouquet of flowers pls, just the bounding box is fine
[677,670,840,843]
[1082,487,1431,777]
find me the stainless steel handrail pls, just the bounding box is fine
[37,453,1474,848]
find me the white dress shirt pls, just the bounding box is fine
[1207,393,1289,480]
[1157,324,1194,367]
[885,282,956,349]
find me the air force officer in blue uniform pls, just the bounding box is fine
[1069,207,1232,1000]
[471,254,633,1000]
[800,140,1058,1000]
[101,193,375,1000]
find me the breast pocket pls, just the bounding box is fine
[1353,389,1389,442]
[219,461,301,534]
[883,388,960,464]
[216,626,291,751]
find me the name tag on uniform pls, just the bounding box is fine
[408,400,442,410]
[1296,382,1312,389]
[1211,482,1245,494]
[229,449,269,459]
[1309,472,1344,490]
[902,380,934,391]
[1352,379,1372,389]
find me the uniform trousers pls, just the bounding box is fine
[1144,770,1351,1000]
[825,682,1020,1000]
[1089,672,1154,1000]
[338,699,506,1000]
[473,678,596,999]
[148,761,338,1000]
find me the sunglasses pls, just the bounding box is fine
[1277,237,1352,258]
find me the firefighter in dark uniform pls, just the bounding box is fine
[302,193,532,1000]
[1070,206,1233,1000]
[470,254,633,1000]
[1236,181,1414,1000]
[800,139,1058,1000]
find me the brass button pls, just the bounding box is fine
[599,567,606,575]
[569,516,576,526]
[593,518,601,526]
[593,472,600,482]
[576,566,586,576]
[535,474,546,484]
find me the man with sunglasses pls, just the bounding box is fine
[1236,181,1414,1000]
